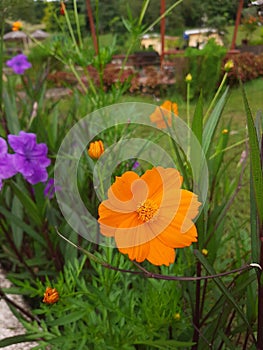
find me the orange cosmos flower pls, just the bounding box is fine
[88,140,104,160]
[150,101,178,129]
[43,287,59,304]
[12,21,22,31]
[98,166,201,266]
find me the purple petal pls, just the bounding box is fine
[8,132,37,153]
[6,54,31,75]
[0,138,8,156]
[12,154,34,176]
[7,131,50,185]
[25,167,49,185]
[0,154,17,179]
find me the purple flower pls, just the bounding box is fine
[8,131,51,185]
[132,161,140,170]
[44,178,61,199]
[6,54,32,75]
[0,138,17,190]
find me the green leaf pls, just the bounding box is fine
[242,85,263,224]
[134,339,196,348]
[0,206,46,245]
[9,182,42,226]
[203,87,229,155]
[194,250,255,340]
[46,310,87,327]
[250,175,260,263]
[0,333,43,347]
[192,90,203,144]
[10,196,24,249]
[2,88,20,134]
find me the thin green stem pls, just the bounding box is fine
[142,0,184,35]
[68,62,88,94]
[209,138,249,160]
[203,72,228,123]
[64,3,81,56]
[186,82,191,127]
[138,0,151,26]
[73,0,83,49]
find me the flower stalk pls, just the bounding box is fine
[203,72,228,123]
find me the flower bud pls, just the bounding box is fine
[12,21,22,31]
[224,60,234,72]
[185,73,192,83]
[202,248,208,256]
[88,140,104,160]
[43,287,59,304]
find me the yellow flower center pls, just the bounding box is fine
[136,199,159,222]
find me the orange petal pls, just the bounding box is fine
[118,241,150,262]
[157,217,198,248]
[115,221,156,248]
[110,171,139,201]
[147,238,175,266]
[99,203,138,225]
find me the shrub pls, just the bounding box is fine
[223,52,263,85]
[184,39,227,99]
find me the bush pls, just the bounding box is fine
[184,39,227,99]
[223,52,263,85]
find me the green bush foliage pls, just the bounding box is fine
[184,39,227,99]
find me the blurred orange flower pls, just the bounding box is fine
[60,1,66,15]
[98,166,200,266]
[88,140,104,160]
[12,21,22,31]
[150,100,178,129]
[43,287,59,304]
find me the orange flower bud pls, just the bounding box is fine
[60,2,66,15]
[43,287,59,304]
[88,140,104,160]
[12,21,22,31]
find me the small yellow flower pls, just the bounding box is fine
[43,287,59,304]
[174,313,181,321]
[202,248,208,256]
[224,60,234,72]
[12,21,22,31]
[88,140,104,160]
[185,73,192,83]
[222,129,229,135]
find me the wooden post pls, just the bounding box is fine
[230,0,244,50]
[86,0,98,54]
[160,0,165,65]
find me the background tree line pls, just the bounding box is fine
[2,0,252,38]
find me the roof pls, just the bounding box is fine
[184,28,218,36]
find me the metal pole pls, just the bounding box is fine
[230,0,244,50]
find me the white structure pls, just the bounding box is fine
[184,28,224,49]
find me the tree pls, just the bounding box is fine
[3,0,36,26]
